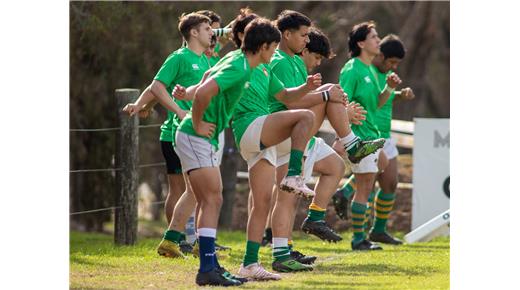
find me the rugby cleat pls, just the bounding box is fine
[301,218,343,242]
[347,138,385,163]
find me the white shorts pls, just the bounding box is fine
[215,131,225,165]
[382,137,398,160]
[277,137,335,182]
[350,148,381,174]
[239,116,277,169]
[174,131,219,173]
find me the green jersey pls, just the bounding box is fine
[373,69,396,138]
[178,49,252,150]
[339,57,381,140]
[154,47,211,142]
[268,49,307,113]
[232,64,285,148]
[208,42,221,67]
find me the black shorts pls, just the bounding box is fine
[160,141,182,175]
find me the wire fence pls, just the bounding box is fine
[70,121,165,216]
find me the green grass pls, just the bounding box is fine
[70,230,449,289]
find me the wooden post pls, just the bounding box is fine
[115,88,140,245]
[219,128,239,229]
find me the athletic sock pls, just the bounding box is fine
[364,191,376,229]
[263,228,272,241]
[339,176,356,199]
[287,149,304,177]
[351,201,368,245]
[272,237,290,262]
[307,202,326,221]
[198,228,216,273]
[163,229,182,244]
[339,131,360,152]
[243,240,261,266]
[372,191,396,233]
[185,211,197,245]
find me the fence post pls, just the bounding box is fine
[219,128,239,229]
[115,88,140,245]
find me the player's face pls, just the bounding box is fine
[211,22,221,29]
[361,28,381,56]
[260,42,279,64]
[382,57,402,73]
[196,22,214,49]
[287,25,310,54]
[301,50,323,72]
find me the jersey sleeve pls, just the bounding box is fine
[268,69,285,97]
[154,53,181,87]
[212,62,244,93]
[339,66,358,103]
[270,59,296,88]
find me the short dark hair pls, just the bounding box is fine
[275,10,311,32]
[380,34,406,59]
[347,21,376,57]
[232,8,259,48]
[196,10,221,25]
[242,18,281,54]
[178,13,211,41]
[306,27,334,59]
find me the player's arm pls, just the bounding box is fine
[191,78,218,137]
[393,87,415,102]
[377,72,402,108]
[150,80,187,119]
[172,70,212,101]
[122,85,157,117]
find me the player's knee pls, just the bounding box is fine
[299,109,315,126]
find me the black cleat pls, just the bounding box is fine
[261,228,273,247]
[290,250,317,265]
[215,242,231,251]
[351,239,383,251]
[196,268,242,287]
[332,190,350,221]
[368,231,403,245]
[301,218,343,242]
[179,240,194,255]
[216,266,248,284]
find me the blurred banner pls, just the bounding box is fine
[412,118,450,233]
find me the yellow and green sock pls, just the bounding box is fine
[307,202,326,221]
[371,191,396,233]
[351,201,368,245]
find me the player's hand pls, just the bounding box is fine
[328,85,348,106]
[194,120,216,138]
[122,103,142,117]
[401,87,415,100]
[347,101,367,125]
[306,73,322,91]
[172,85,187,100]
[387,73,402,88]
[138,108,152,119]
[176,110,188,121]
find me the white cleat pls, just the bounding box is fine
[237,263,282,281]
[279,175,315,199]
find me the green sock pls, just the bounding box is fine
[180,232,186,242]
[273,246,290,262]
[163,230,182,244]
[364,191,376,229]
[287,149,304,176]
[243,240,261,266]
[351,201,368,245]
[339,176,356,199]
[371,191,396,233]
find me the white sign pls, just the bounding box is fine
[412,118,450,232]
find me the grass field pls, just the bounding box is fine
[70,229,449,289]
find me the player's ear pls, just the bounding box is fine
[283,29,291,41]
[301,48,309,56]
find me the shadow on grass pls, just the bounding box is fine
[316,263,438,276]
[70,255,116,268]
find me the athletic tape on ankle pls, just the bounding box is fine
[321,90,330,102]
